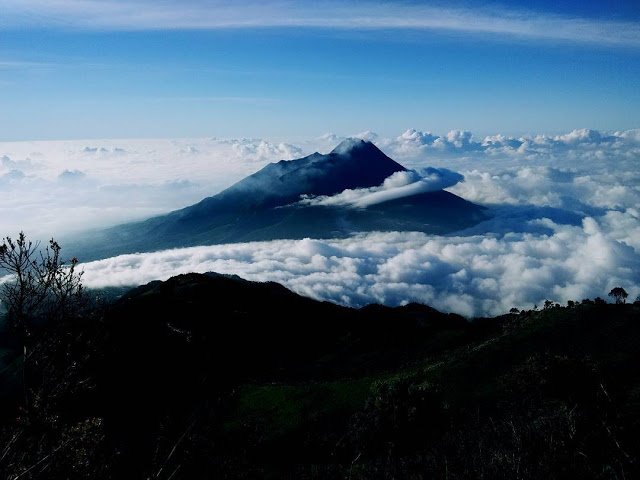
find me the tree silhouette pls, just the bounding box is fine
[608,287,628,304]
[0,232,84,405]
[1,232,84,335]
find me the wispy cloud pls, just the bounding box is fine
[1,0,639,47]
[147,96,279,105]
[0,60,54,69]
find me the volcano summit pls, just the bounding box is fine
[74,139,488,260]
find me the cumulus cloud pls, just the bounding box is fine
[0,169,26,184]
[82,146,127,155]
[352,130,379,143]
[77,211,640,317]
[1,154,37,172]
[220,138,304,163]
[390,128,479,158]
[388,127,640,166]
[448,166,640,214]
[58,169,86,182]
[299,168,464,208]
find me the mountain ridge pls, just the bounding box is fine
[69,140,488,261]
[0,272,638,479]
[182,138,407,213]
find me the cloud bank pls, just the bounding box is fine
[79,211,640,317]
[1,1,639,47]
[4,127,636,238]
[2,127,639,316]
[388,128,640,166]
[0,137,302,238]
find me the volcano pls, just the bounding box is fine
[72,139,488,260]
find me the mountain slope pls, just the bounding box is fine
[0,273,638,479]
[196,138,407,210]
[71,140,488,260]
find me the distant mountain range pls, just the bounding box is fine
[72,139,488,260]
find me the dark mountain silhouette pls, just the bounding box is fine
[71,139,488,260]
[0,273,638,479]
[204,138,407,210]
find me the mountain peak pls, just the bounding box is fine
[70,138,487,259]
[330,138,381,156]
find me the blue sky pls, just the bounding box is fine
[1,0,639,141]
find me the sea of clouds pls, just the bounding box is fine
[1,128,639,316]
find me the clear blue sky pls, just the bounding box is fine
[1,0,639,140]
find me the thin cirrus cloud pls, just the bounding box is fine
[1,0,639,47]
[148,96,280,105]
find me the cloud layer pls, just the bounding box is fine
[3,128,637,238]
[79,212,640,317]
[0,137,302,237]
[387,128,640,167]
[2,128,639,316]
[1,1,639,47]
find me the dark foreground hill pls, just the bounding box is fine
[70,139,487,260]
[0,273,638,479]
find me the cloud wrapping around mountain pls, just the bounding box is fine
[299,168,464,208]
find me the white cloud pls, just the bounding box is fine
[220,138,304,163]
[352,130,379,143]
[448,166,640,213]
[0,137,304,237]
[1,127,639,237]
[389,127,640,165]
[77,212,640,317]
[2,128,639,316]
[58,169,86,181]
[299,168,464,208]
[1,1,639,47]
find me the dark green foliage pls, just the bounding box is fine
[0,273,638,479]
